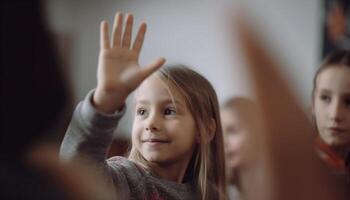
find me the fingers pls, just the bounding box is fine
[112,12,123,47]
[132,22,147,53]
[139,58,166,80]
[122,13,133,48]
[110,12,146,52]
[100,21,110,50]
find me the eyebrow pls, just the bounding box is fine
[316,88,350,96]
[136,99,186,108]
[316,88,332,93]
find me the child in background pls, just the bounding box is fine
[221,97,257,200]
[312,50,350,182]
[60,12,227,200]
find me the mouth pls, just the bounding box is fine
[142,139,170,144]
[327,127,347,134]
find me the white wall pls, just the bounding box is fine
[46,0,322,137]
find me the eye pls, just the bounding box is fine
[344,98,350,108]
[225,126,239,135]
[320,94,331,103]
[136,108,147,116]
[164,107,176,116]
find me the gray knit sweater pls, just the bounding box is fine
[59,91,200,200]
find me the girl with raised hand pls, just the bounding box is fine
[313,50,350,182]
[60,12,226,200]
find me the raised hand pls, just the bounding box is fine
[93,12,166,113]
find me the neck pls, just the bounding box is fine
[229,168,245,200]
[331,145,350,160]
[231,166,260,200]
[236,172,247,200]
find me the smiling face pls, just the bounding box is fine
[314,66,350,147]
[132,74,197,166]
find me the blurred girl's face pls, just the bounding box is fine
[221,109,246,170]
[314,66,350,147]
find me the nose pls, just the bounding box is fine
[329,100,344,122]
[145,111,161,132]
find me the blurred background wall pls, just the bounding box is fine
[46,0,322,137]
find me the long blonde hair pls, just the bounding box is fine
[129,64,227,200]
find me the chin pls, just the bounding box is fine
[144,154,169,164]
[227,170,238,184]
[327,139,348,147]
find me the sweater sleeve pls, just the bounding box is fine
[59,90,125,164]
[60,90,125,164]
[59,90,134,199]
[60,90,125,159]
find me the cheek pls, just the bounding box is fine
[225,136,244,151]
[345,109,350,119]
[175,121,197,146]
[178,125,199,142]
[131,121,143,145]
[314,102,325,122]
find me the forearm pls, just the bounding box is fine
[59,90,125,165]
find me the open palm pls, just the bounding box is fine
[94,13,166,112]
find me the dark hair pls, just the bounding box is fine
[312,50,350,96]
[1,1,68,158]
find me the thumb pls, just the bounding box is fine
[139,57,166,80]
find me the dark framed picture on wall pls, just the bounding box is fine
[323,0,350,58]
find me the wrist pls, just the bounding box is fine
[93,87,127,114]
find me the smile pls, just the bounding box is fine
[142,139,170,144]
